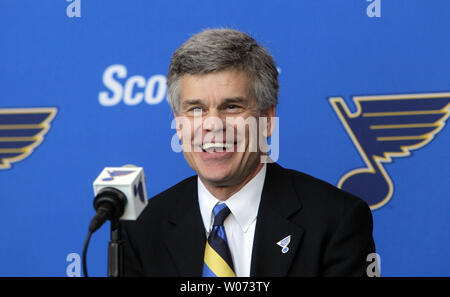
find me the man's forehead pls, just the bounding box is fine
[179,70,253,104]
[181,70,249,84]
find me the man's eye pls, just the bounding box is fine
[189,107,203,113]
[226,105,240,110]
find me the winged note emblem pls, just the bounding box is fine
[0,108,57,169]
[329,92,450,210]
[276,235,291,254]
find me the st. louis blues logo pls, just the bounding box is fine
[101,170,135,181]
[329,92,450,210]
[276,235,291,254]
[0,108,57,169]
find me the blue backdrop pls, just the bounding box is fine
[0,0,449,276]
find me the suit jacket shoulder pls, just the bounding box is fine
[284,166,372,227]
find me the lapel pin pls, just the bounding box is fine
[276,235,291,254]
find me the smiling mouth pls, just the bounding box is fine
[201,142,237,153]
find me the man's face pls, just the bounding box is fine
[175,69,273,188]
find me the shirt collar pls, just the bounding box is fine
[198,164,267,233]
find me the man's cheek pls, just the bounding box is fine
[178,129,192,152]
[193,129,203,152]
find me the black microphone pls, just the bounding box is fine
[83,165,148,277]
[89,165,148,232]
[88,187,127,233]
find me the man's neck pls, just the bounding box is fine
[199,162,265,201]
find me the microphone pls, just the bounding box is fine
[89,165,148,232]
[83,165,148,277]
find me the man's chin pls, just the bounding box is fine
[197,166,237,187]
[199,172,231,186]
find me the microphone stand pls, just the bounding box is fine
[108,218,123,277]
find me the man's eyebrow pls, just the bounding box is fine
[181,97,248,107]
[221,97,248,104]
[181,99,204,108]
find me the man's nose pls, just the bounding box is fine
[202,110,225,132]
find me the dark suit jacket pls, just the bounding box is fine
[121,162,376,277]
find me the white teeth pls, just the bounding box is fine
[202,143,234,150]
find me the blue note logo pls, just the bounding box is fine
[329,92,450,210]
[102,170,135,181]
[0,108,57,170]
[276,235,291,254]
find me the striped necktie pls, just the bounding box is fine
[202,203,236,277]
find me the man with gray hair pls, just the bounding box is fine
[121,28,376,277]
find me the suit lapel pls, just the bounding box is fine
[250,163,304,277]
[164,177,206,276]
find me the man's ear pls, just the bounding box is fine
[262,105,276,138]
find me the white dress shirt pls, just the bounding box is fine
[198,164,267,277]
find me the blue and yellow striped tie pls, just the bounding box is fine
[202,203,236,277]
